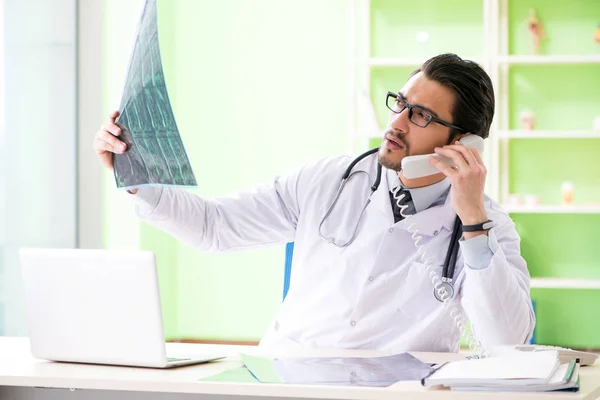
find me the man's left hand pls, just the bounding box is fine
[428,140,488,230]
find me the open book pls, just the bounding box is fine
[422,351,580,392]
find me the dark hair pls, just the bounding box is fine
[410,53,495,141]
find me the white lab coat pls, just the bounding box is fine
[132,153,535,353]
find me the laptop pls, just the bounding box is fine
[19,248,225,368]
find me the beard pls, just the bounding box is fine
[378,130,409,171]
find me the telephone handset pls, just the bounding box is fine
[491,345,599,366]
[401,135,485,179]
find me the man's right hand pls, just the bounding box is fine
[93,110,138,194]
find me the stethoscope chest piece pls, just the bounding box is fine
[434,281,454,302]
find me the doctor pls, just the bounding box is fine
[94,53,535,353]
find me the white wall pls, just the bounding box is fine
[77,0,142,251]
[0,0,5,336]
[77,0,104,249]
[0,0,77,335]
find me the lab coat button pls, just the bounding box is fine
[368,276,374,282]
[350,320,356,326]
[388,228,394,233]
[433,230,439,236]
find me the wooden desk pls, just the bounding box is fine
[0,337,599,399]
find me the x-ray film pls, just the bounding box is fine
[113,0,197,190]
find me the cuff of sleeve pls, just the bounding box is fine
[129,186,163,217]
[459,229,497,270]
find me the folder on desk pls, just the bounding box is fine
[422,351,580,393]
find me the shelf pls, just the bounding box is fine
[498,55,600,65]
[502,205,600,214]
[497,130,600,139]
[531,278,600,290]
[369,57,482,68]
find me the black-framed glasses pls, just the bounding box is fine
[386,91,466,132]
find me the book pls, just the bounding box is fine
[422,350,579,392]
[453,362,579,393]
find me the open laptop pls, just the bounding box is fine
[19,248,225,368]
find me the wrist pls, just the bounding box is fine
[462,217,494,239]
[463,230,488,240]
[460,208,488,226]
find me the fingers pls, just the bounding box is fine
[428,155,457,177]
[455,141,487,175]
[96,112,125,154]
[93,111,125,170]
[94,135,127,154]
[470,147,487,176]
[102,119,122,137]
[95,130,126,154]
[434,146,470,170]
[109,110,120,122]
[470,146,485,165]
[445,142,478,165]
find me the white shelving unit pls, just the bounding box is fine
[495,0,600,206]
[494,0,600,322]
[531,278,600,290]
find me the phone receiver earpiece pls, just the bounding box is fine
[400,135,485,179]
[457,134,484,155]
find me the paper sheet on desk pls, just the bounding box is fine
[240,353,434,387]
[113,0,197,190]
[200,366,259,383]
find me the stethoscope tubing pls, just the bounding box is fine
[320,148,462,284]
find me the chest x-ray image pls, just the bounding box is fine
[113,0,197,190]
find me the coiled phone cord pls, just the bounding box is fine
[391,186,487,359]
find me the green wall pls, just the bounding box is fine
[103,0,352,341]
[370,0,483,59]
[508,140,600,205]
[530,289,600,349]
[509,65,600,131]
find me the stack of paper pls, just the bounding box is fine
[422,351,580,393]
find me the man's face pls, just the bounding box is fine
[378,72,456,171]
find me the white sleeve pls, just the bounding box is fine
[459,203,536,349]
[128,165,309,252]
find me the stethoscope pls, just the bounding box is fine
[318,148,462,302]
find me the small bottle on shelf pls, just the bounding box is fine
[561,181,574,205]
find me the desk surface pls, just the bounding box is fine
[0,337,599,399]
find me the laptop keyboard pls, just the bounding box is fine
[167,357,191,362]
